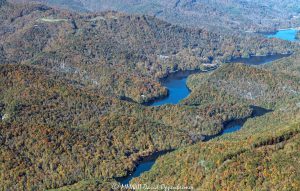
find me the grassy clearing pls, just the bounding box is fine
[39,18,68,23]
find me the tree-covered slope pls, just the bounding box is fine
[263,51,300,78]
[184,63,300,109]
[131,58,300,190]
[0,1,296,103]
[0,63,257,190]
[133,112,300,190]
[1,1,300,190]
[0,64,192,190]
[23,0,300,32]
[297,31,300,40]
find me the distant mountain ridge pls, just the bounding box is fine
[18,0,300,32]
[1,1,300,190]
[1,1,295,103]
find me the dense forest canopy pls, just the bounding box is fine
[131,51,300,191]
[133,110,300,190]
[0,1,296,103]
[21,0,300,32]
[1,0,300,190]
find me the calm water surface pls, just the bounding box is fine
[119,161,154,185]
[118,29,297,185]
[118,122,244,185]
[267,29,298,42]
[222,124,242,134]
[150,76,190,106]
[149,28,298,106]
[149,54,289,106]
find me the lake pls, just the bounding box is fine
[149,54,289,107]
[119,161,154,185]
[148,70,200,106]
[118,121,243,185]
[118,28,296,185]
[266,29,298,42]
[230,54,290,65]
[117,150,171,185]
[148,29,298,106]
[118,105,272,185]
[117,120,248,185]
[222,124,242,134]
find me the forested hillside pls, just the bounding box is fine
[133,111,300,190]
[263,51,300,77]
[0,63,256,190]
[2,56,299,190]
[1,1,300,190]
[24,0,300,32]
[185,63,300,109]
[1,1,296,103]
[132,58,300,190]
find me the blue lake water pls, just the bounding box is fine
[149,70,199,106]
[266,29,298,42]
[150,76,190,106]
[119,161,155,185]
[230,54,290,65]
[149,54,289,107]
[221,124,242,134]
[149,28,298,107]
[118,29,296,185]
[119,123,244,185]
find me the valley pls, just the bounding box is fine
[25,0,300,32]
[128,31,300,190]
[0,1,300,190]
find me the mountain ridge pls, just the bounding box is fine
[1,0,295,103]
[19,0,300,32]
[1,1,300,190]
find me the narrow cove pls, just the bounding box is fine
[148,54,290,106]
[266,29,299,42]
[117,29,297,185]
[117,105,272,185]
[116,54,283,186]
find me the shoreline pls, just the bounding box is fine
[115,150,173,184]
[145,53,292,106]
[116,105,273,184]
[117,29,297,183]
[258,27,300,35]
